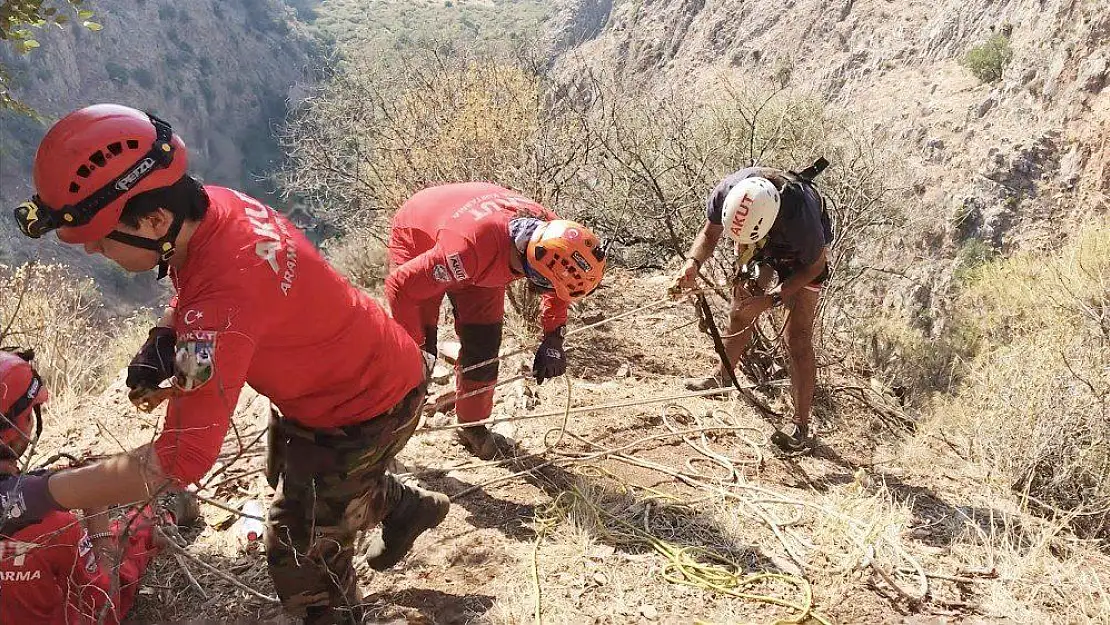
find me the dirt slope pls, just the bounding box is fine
[37,271,1103,624]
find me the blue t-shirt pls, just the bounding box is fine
[706,167,831,267]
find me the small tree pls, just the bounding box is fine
[962,34,1012,84]
[282,49,899,374]
[0,0,102,112]
[279,48,586,231]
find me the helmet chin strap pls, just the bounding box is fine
[105,211,185,280]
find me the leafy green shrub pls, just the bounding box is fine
[962,34,1013,83]
[1,0,102,112]
[954,238,996,282]
[313,0,553,58]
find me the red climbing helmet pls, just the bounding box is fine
[17,103,188,244]
[0,350,48,456]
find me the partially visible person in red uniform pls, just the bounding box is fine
[5,104,449,625]
[0,348,197,624]
[386,183,607,458]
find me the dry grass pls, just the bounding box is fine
[924,217,1110,535]
[485,457,1110,624]
[0,262,162,473]
[98,308,158,388]
[322,227,391,291]
[898,428,1110,622]
[2,262,1108,624]
[0,262,109,400]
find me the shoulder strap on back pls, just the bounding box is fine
[788,157,830,184]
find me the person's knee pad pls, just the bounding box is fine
[456,322,503,383]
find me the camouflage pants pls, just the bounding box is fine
[264,383,426,625]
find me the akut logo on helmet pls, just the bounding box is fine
[114,157,157,192]
[729,192,756,238]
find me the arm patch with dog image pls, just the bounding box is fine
[174,330,217,392]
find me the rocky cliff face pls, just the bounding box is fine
[548,0,1107,338]
[0,0,319,301]
[543,0,613,55]
[552,0,1108,249]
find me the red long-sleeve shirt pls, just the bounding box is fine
[385,183,569,346]
[156,186,424,484]
[0,507,160,624]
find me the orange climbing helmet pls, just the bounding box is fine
[525,220,606,302]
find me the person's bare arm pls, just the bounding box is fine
[672,223,724,291]
[49,445,173,511]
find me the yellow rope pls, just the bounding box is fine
[537,478,833,625]
[428,280,927,620]
[531,379,574,625]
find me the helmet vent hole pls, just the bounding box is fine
[126,139,140,150]
[107,142,123,156]
[76,165,92,178]
[68,182,81,194]
[89,150,107,168]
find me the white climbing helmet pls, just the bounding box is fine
[721,177,780,244]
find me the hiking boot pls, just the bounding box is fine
[770,422,813,453]
[684,372,729,392]
[456,424,499,460]
[366,484,450,571]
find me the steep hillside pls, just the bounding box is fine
[552,0,1108,250]
[0,0,320,303]
[1,2,1106,624]
[313,0,553,56]
[30,270,1105,624]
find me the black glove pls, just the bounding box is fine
[126,326,177,391]
[0,471,64,532]
[532,327,567,385]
